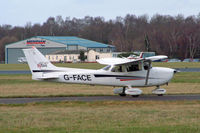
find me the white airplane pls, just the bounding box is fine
[23,47,177,97]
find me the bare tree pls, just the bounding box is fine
[1,13,200,61]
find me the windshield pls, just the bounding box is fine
[102,65,111,71]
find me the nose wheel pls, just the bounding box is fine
[152,86,166,96]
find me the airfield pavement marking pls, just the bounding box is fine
[0,95,200,104]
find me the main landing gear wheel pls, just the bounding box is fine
[119,94,126,97]
[113,87,142,97]
[125,87,142,97]
[131,95,140,97]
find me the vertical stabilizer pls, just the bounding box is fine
[23,47,57,79]
[139,52,144,58]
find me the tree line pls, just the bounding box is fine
[1,14,200,61]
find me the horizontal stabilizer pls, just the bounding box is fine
[36,75,59,80]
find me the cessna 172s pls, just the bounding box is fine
[23,47,177,97]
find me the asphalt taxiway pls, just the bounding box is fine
[0,95,199,104]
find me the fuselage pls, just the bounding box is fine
[35,66,175,87]
[24,47,175,91]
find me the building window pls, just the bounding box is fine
[64,56,67,62]
[96,55,99,59]
[107,48,110,52]
[100,48,103,52]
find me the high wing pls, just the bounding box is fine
[96,58,144,66]
[97,55,168,66]
[145,55,168,61]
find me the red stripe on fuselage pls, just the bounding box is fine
[120,79,143,81]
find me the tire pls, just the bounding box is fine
[119,94,126,96]
[131,95,139,97]
[158,94,163,96]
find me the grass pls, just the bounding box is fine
[152,62,200,68]
[0,62,200,70]
[0,101,199,133]
[0,63,200,132]
[0,64,29,70]
[172,72,200,83]
[0,63,104,70]
[0,72,200,98]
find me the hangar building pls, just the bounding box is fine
[5,36,115,64]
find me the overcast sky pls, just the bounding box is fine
[1,0,200,26]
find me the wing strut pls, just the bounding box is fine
[145,60,151,85]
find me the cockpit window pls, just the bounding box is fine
[126,63,142,72]
[111,65,126,72]
[127,64,139,72]
[102,65,111,71]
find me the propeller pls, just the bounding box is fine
[145,60,152,85]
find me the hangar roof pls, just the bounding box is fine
[37,36,115,48]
